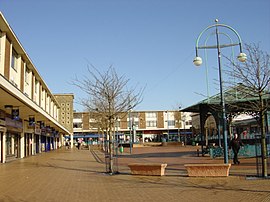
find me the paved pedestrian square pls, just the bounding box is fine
[0,146,269,202]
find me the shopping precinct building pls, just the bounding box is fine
[73,110,192,144]
[0,12,71,163]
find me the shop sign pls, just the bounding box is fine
[46,126,52,133]
[35,125,41,135]
[5,117,23,128]
[41,127,46,134]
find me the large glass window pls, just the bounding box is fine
[6,133,19,157]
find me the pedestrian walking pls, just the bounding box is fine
[65,139,70,149]
[229,133,243,165]
[77,138,83,150]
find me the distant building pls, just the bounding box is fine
[54,94,74,133]
[73,110,192,144]
[54,94,74,147]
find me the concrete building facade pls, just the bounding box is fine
[0,12,70,163]
[54,94,74,147]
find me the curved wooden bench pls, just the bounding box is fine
[184,163,231,177]
[128,163,167,176]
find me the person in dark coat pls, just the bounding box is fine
[229,133,243,164]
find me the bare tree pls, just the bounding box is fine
[72,64,143,174]
[226,43,270,177]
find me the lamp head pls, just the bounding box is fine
[237,52,247,62]
[193,56,202,66]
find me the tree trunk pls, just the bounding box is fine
[109,118,114,174]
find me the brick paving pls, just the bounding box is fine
[0,145,269,202]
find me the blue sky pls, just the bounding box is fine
[0,0,269,111]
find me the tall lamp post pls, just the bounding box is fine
[193,19,247,164]
[128,109,132,154]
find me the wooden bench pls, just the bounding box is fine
[184,163,231,177]
[128,163,167,176]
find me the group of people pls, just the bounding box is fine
[65,138,84,150]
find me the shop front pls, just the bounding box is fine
[34,124,41,154]
[24,133,32,157]
[5,117,23,162]
[0,118,6,163]
[6,132,20,159]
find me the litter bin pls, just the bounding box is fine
[119,145,124,153]
[162,138,167,146]
[209,148,214,158]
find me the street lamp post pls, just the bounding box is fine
[183,113,186,146]
[129,109,132,154]
[193,19,247,164]
[167,111,169,142]
[178,107,181,143]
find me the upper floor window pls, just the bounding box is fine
[11,49,18,71]
[146,112,156,118]
[25,66,30,84]
[74,113,82,119]
[146,121,157,127]
[168,120,175,126]
[35,79,38,93]
[41,89,44,101]
[73,122,82,128]
[128,121,139,129]
[186,120,192,125]
[130,112,138,118]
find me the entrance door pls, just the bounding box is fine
[6,133,19,161]
[35,135,40,153]
[14,135,19,158]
